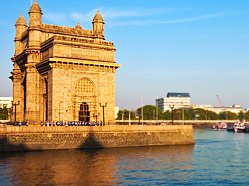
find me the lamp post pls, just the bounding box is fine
[100,103,107,126]
[93,113,98,123]
[169,104,174,125]
[59,101,62,121]
[122,110,124,122]
[182,100,185,125]
[12,100,20,123]
[43,93,46,122]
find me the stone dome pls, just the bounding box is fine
[16,14,27,26]
[75,22,83,29]
[29,0,42,14]
[93,11,104,23]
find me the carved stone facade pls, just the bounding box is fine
[10,1,120,123]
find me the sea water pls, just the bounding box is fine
[0,129,249,185]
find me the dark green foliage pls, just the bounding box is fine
[238,111,249,121]
[0,106,9,120]
[219,111,238,120]
[173,108,219,120]
[117,105,243,121]
[117,109,136,120]
[137,105,163,120]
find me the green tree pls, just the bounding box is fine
[177,108,219,120]
[161,110,171,120]
[0,106,9,120]
[237,111,247,121]
[137,105,163,120]
[117,109,136,120]
[243,111,249,121]
[219,111,238,120]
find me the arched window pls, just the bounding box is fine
[73,78,96,121]
[75,78,95,96]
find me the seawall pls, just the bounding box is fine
[0,125,194,152]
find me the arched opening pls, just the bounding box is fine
[79,102,90,122]
[73,78,97,121]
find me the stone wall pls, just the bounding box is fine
[0,125,194,152]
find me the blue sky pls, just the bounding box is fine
[1,0,249,109]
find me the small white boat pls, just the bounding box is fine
[234,121,246,132]
[212,122,227,130]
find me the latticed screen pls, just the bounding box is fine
[75,78,95,95]
[73,78,97,121]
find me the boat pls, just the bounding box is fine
[233,121,246,133]
[212,122,227,130]
[226,124,235,132]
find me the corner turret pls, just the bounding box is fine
[15,14,27,55]
[29,0,42,27]
[92,11,104,39]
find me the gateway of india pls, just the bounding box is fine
[10,1,120,124]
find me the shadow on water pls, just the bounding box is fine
[0,142,194,185]
[0,135,29,152]
[0,130,105,152]
[79,132,104,150]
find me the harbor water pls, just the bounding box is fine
[1,129,249,185]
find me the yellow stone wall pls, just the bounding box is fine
[11,2,120,124]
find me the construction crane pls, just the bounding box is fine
[216,95,224,107]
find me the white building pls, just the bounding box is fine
[115,106,119,119]
[156,92,190,112]
[0,97,13,109]
[192,104,243,114]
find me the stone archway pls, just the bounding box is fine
[79,102,90,122]
[73,78,97,121]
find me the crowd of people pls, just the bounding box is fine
[11,121,103,127]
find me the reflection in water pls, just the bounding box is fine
[0,145,194,185]
[2,130,249,185]
[115,145,194,185]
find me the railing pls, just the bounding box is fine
[116,120,237,124]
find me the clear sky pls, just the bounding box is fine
[1,0,249,110]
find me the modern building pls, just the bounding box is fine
[192,104,243,114]
[10,1,120,123]
[156,92,191,112]
[0,97,13,109]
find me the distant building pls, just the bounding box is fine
[0,97,13,109]
[192,104,243,114]
[115,107,119,119]
[156,92,191,112]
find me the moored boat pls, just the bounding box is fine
[212,122,227,130]
[226,124,234,132]
[233,120,246,133]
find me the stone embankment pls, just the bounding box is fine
[0,125,194,152]
[116,120,237,129]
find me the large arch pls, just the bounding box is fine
[72,77,97,121]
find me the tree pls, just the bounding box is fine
[137,105,163,120]
[237,111,249,121]
[117,109,136,120]
[161,110,171,120]
[0,106,9,120]
[178,108,219,120]
[219,111,238,120]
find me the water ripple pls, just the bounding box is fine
[1,130,249,185]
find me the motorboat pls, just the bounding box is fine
[212,122,227,130]
[234,121,246,133]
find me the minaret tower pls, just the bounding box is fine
[28,0,42,48]
[25,0,43,122]
[29,0,42,27]
[15,14,27,55]
[11,14,28,122]
[92,11,105,40]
